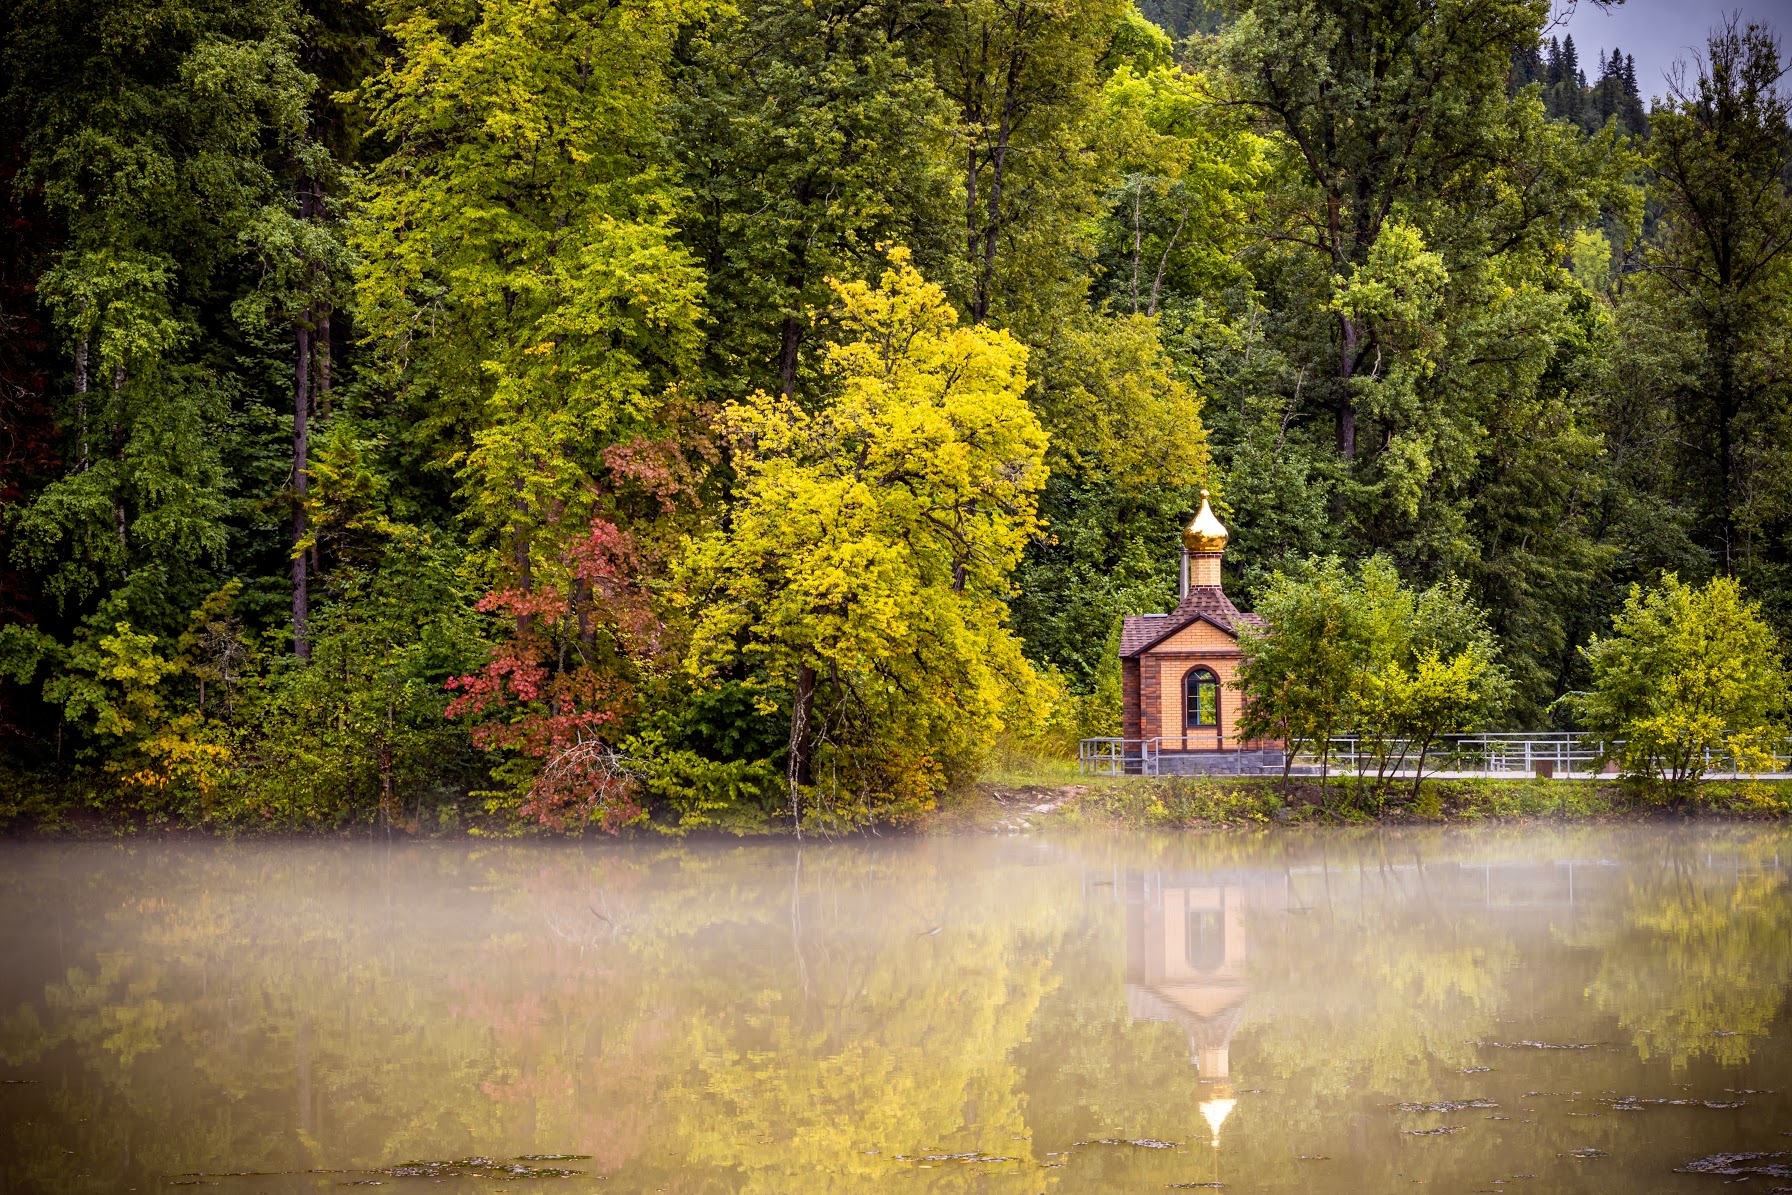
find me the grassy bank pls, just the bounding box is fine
[954,770,1792,832]
[11,754,1792,838]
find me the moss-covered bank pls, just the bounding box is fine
[10,757,1792,838]
[950,774,1792,833]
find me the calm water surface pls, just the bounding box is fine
[2,826,1791,1193]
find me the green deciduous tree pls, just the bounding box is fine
[670,0,960,400]
[1567,573,1788,791]
[244,533,488,827]
[925,0,1128,333]
[4,0,316,625]
[1234,557,1373,789]
[1201,0,1633,726]
[1095,59,1264,318]
[1010,55,1258,690]
[679,252,1048,829]
[1216,0,1553,458]
[1236,556,1505,802]
[233,168,354,659]
[2,0,347,793]
[1351,577,1508,801]
[1011,311,1213,685]
[346,0,708,828]
[348,0,704,597]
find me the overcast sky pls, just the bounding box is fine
[1555,0,1792,102]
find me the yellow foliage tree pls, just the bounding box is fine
[678,251,1049,829]
[43,622,231,799]
[1570,574,1788,791]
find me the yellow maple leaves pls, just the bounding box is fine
[678,252,1051,822]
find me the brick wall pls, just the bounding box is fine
[1121,627,1283,750]
[1145,651,1280,750]
[1122,658,1142,739]
[1140,657,1162,739]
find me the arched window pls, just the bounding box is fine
[1186,907,1225,972]
[1185,667,1219,730]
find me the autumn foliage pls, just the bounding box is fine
[446,517,658,831]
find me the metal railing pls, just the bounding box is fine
[1293,732,1792,779]
[1302,733,1606,778]
[1080,731,1792,779]
[1080,737,1161,776]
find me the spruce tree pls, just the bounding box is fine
[1628,20,1792,591]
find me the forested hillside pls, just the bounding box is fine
[3,0,1791,830]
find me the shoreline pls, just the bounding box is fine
[6,775,1791,840]
[956,774,1792,833]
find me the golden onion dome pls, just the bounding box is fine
[1199,1081,1237,1149]
[1199,1096,1236,1148]
[1182,489,1229,554]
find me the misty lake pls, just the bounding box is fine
[2,825,1790,1193]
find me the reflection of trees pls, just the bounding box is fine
[1571,845,1792,1069]
[3,830,1791,1195]
[0,844,677,1188]
[1013,912,1208,1193]
[1245,843,1515,1091]
[666,851,1076,1193]
[0,842,1089,1194]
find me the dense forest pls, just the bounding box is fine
[4,0,1792,831]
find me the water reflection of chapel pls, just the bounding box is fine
[1123,874,1249,1083]
[1118,493,1281,774]
[1121,871,1287,1148]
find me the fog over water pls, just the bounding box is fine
[2,827,1790,1193]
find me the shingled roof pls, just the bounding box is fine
[1119,586,1266,658]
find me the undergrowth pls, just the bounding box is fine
[1036,774,1792,829]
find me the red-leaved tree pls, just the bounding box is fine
[447,438,691,830]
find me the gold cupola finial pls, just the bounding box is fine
[1199,1082,1237,1150]
[1183,489,1228,554]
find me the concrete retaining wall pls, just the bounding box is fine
[1155,749,1286,776]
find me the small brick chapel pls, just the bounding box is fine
[1118,491,1281,773]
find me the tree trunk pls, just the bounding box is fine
[1319,737,1331,806]
[1337,312,1358,459]
[110,365,127,576]
[1148,207,1187,318]
[573,576,594,654]
[313,305,331,587]
[1129,183,1143,314]
[514,524,533,638]
[73,335,89,469]
[1410,737,1432,803]
[778,314,802,398]
[963,145,981,316]
[787,663,815,838]
[1716,321,1737,575]
[376,730,396,828]
[972,60,1020,325]
[292,322,311,660]
[513,473,533,638]
[314,307,331,413]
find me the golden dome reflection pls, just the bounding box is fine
[1182,489,1229,554]
[1199,1083,1236,1149]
